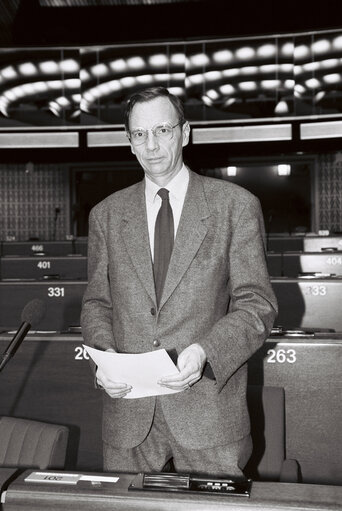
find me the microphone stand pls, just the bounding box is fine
[0,323,31,373]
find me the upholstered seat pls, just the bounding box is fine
[245,385,300,482]
[0,416,69,469]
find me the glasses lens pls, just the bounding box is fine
[131,130,147,145]
[155,124,173,138]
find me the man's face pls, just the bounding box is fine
[128,96,190,184]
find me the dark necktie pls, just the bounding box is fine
[153,188,174,306]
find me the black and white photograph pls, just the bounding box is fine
[0,1,341,509]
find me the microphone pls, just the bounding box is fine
[0,299,46,372]
[53,207,61,240]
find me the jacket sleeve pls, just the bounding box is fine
[199,195,278,392]
[81,207,116,352]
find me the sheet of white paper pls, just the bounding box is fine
[83,345,182,399]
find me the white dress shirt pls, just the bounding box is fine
[145,164,189,261]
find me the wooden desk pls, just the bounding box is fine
[267,236,304,252]
[248,334,342,485]
[282,252,342,277]
[266,253,282,277]
[0,334,102,471]
[1,334,341,484]
[0,242,74,257]
[0,256,87,281]
[0,469,18,511]
[3,470,342,511]
[271,276,342,331]
[0,281,87,331]
[303,236,342,252]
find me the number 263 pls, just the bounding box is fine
[267,348,296,364]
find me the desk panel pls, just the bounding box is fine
[74,239,88,256]
[0,281,87,331]
[1,241,74,257]
[271,277,342,331]
[304,236,342,252]
[248,335,342,485]
[283,252,342,277]
[266,236,304,252]
[266,253,282,277]
[0,256,87,281]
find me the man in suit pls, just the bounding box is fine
[81,86,277,476]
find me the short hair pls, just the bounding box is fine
[124,86,185,132]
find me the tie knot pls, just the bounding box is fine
[157,188,170,201]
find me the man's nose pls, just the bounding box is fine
[146,130,159,150]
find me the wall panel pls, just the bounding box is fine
[0,163,70,240]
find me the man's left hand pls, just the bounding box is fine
[158,343,207,391]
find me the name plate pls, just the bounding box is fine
[24,472,119,485]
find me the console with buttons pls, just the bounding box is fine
[129,472,252,497]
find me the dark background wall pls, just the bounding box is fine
[1,150,342,240]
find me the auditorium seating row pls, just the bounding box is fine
[1,276,342,332]
[266,235,342,276]
[2,252,342,281]
[0,239,88,257]
[266,251,342,277]
[0,255,87,281]
[266,234,342,252]
[1,236,341,487]
[0,331,341,487]
[0,385,298,482]
[2,236,342,283]
[1,234,342,257]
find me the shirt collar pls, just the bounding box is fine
[145,164,189,204]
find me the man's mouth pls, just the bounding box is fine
[147,157,163,163]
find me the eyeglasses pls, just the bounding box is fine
[129,121,182,146]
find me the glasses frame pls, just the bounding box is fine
[128,121,183,146]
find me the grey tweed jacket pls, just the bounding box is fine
[81,169,278,450]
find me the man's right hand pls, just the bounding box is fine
[96,367,132,398]
[96,348,131,398]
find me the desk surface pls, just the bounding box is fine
[3,470,342,511]
[1,332,342,343]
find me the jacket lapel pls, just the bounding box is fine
[120,180,156,304]
[120,172,211,309]
[159,171,211,309]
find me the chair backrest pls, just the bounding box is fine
[245,385,285,481]
[0,417,69,469]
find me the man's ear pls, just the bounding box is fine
[182,121,190,147]
[126,132,136,155]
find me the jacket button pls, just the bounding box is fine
[153,339,160,347]
[150,307,156,316]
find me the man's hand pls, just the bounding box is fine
[96,348,132,398]
[96,367,132,398]
[158,343,207,391]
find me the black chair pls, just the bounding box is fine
[245,385,300,482]
[0,416,69,469]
